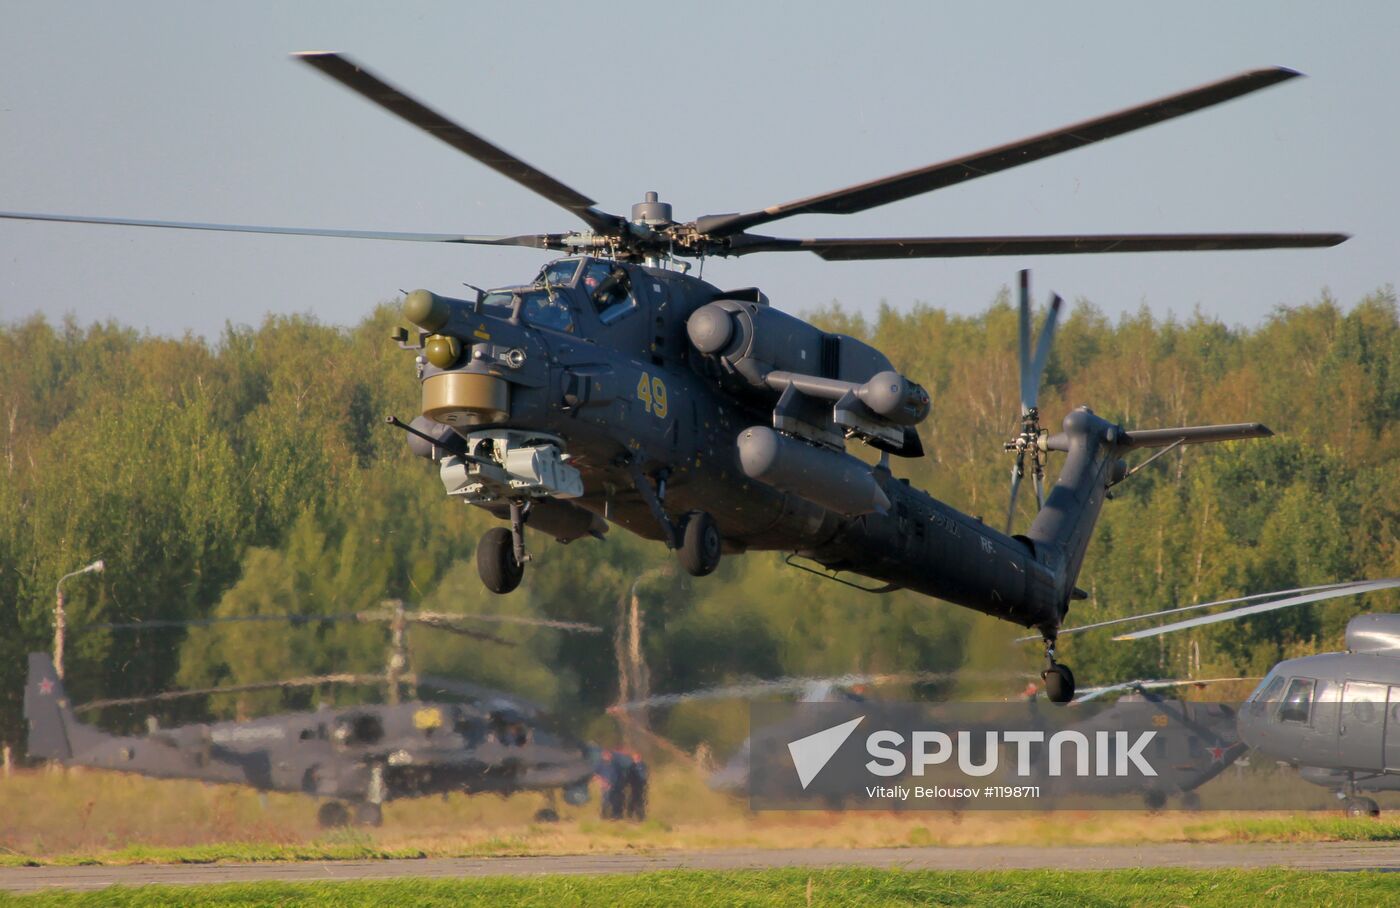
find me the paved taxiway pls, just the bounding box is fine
[3,842,1399,892]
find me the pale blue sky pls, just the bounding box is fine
[0,2,1393,338]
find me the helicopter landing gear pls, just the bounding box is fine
[534,789,561,823]
[1345,797,1380,818]
[1341,776,1380,817]
[354,801,383,827]
[478,527,523,593]
[678,511,722,577]
[630,464,721,576]
[317,800,351,828]
[479,501,530,594]
[1040,638,1075,704]
[1179,791,1202,811]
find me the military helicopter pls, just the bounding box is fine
[613,670,1243,808]
[1064,577,1400,816]
[0,55,1349,704]
[23,603,604,827]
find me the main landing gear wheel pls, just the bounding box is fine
[478,526,524,594]
[678,510,722,576]
[1344,797,1380,818]
[533,807,560,823]
[354,801,383,827]
[317,801,350,828]
[1042,662,1075,704]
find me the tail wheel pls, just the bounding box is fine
[1042,663,1075,704]
[317,801,350,828]
[478,526,524,594]
[678,511,722,576]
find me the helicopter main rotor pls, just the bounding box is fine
[1,53,1348,265]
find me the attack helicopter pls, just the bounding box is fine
[23,602,604,827]
[0,54,1349,704]
[1062,578,1400,816]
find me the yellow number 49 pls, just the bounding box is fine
[636,372,668,419]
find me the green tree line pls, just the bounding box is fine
[2,286,1397,754]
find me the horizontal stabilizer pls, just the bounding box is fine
[1122,423,1272,449]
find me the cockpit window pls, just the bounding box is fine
[480,291,516,319]
[520,290,575,334]
[582,261,636,324]
[1247,674,1285,717]
[539,259,581,287]
[1278,677,1315,724]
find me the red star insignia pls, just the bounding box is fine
[1209,746,1226,762]
[38,678,54,695]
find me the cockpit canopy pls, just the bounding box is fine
[479,257,640,336]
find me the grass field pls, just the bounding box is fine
[1,869,1394,907]
[2,765,1397,867]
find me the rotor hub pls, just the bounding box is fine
[630,191,673,228]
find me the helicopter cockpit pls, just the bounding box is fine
[474,257,638,338]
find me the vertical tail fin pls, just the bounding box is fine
[1028,413,1274,624]
[24,652,80,761]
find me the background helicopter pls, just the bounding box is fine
[613,671,1243,809]
[0,54,1349,704]
[1057,576,1400,816]
[23,602,603,827]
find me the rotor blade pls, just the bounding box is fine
[1021,580,1379,642]
[1122,423,1274,448]
[1004,458,1024,536]
[293,52,620,234]
[1074,676,1259,703]
[409,609,603,634]
[85,611,364,631]
[1032,462,1045,510]
[724,232,1349,260]
[608,670,1019,712]
[0,210,563,248]
[1114,578,1400,641]
[1017,270,1033,411]
[695,67,1306,236]
[353,609,517,646]
[75,673,388,712]
[413,674,544,715]
[1026,294,1064,411]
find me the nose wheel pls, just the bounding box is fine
[478,526,524,594]
[1040,639,1075,704]
[477,500,531,594]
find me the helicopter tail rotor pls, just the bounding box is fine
[1004,270,1063,533]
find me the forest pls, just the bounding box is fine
[3,283,1398,755]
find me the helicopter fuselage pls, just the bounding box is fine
[404,256,1107,637]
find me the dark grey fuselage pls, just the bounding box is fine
[24,651,594,807]
[416,258,1134,636]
